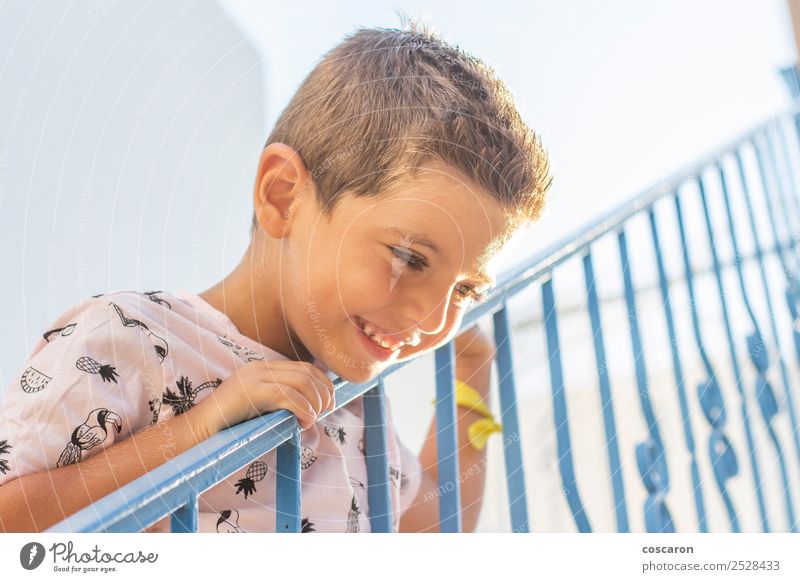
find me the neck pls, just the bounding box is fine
[198,237,314,363]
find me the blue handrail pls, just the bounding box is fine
[46,104,800,533]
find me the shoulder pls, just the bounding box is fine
[27,291,175,365]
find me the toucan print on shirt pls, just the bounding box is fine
[57,408,122,467]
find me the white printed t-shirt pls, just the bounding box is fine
[0,290,422,532]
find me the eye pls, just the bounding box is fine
[389,246,427,272]
[454,283,489,303]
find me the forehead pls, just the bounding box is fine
[384,160,510,229]
[338,161,514,280]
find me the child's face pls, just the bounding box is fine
[279,160,511,384]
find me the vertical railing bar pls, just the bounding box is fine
[618,227,676,533]
[719,159,795,531]
[492,305,531,533]
[752,136,800,370]
[787,112,800,225]
[769,125,800,245]
[772,122,800,303]
[752,142,800,322]
[275,429,301,532]
[581,251,630,532]
[363,379,393,533]
[647,208,709,532]
[762,131,800,469]
[541,276,592,532]
[762,130,800,275]
[618,229,664,450]
[751,137,800,295]
[697,170,766,531]
[170,494,199,533]
[674,189,745,533]
[776,119,800,235]
[434,341,462,532]
[723,154,781,532]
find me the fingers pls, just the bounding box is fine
[271,384,318,429]
[243,360,337,429]
[259,363,334,423]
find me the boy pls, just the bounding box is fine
[0,24,550,532]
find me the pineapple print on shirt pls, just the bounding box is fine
[75,356,119,383]
[234,461,268,499]
[0,439,12,475]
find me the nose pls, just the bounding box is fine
[401,279,457,337]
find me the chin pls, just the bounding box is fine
[327,359,384,385]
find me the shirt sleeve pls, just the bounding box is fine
[0,296,165,486]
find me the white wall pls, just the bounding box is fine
[0,1,266,386]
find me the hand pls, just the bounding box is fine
[454,324,496,362]
[187,360,335,439]
[453,324,496,398]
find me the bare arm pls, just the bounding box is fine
[0,358,333,533]
[399,326,495,532]
[0,408,206,533]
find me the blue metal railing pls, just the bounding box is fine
[47,104,800,533]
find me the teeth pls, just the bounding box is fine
[358,318,420,351]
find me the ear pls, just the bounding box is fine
[253,143,312,238]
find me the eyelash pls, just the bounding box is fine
[389,246,488,303]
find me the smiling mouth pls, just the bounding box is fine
[354,316,421,352]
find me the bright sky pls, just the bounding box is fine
[219,0,798,272]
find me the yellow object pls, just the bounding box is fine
[432,379,503,451]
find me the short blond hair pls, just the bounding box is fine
[251,24,552,236]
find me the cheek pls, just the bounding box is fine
[335,251,394,309]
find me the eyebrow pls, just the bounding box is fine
[388,227,495,287]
